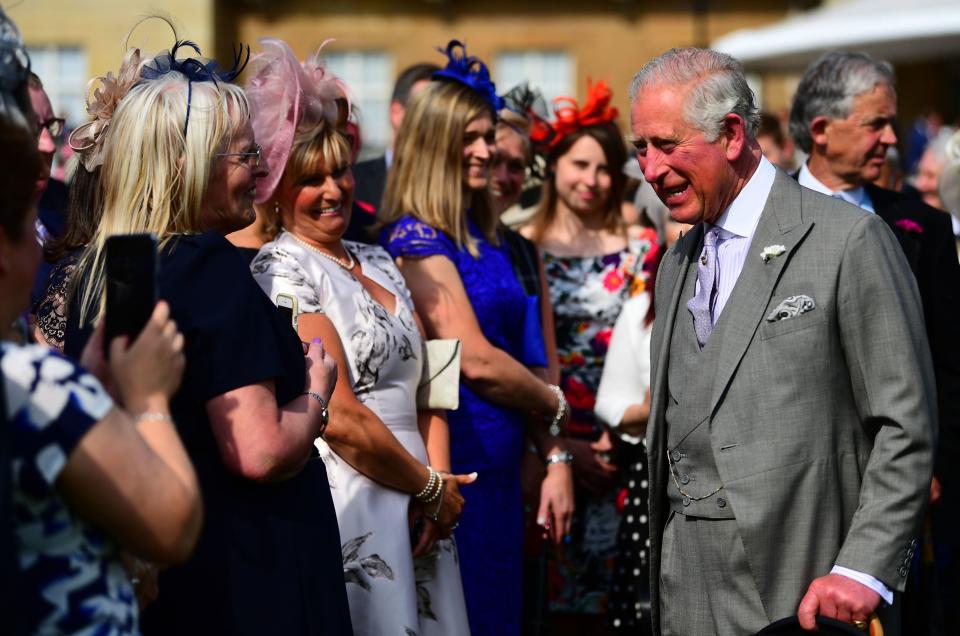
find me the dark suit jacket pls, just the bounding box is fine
[352,155,387,211]
[348,155,388,244]
[791,174,960,495]
[31,178,69,309]
[867,184,960,498]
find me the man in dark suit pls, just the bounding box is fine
[348,62,438,242]
[790,51,960,633]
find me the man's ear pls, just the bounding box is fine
[810,115,831,148]
[720,113,747,161]
[389,100,406,133]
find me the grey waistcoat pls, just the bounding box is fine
[665,260,735,519]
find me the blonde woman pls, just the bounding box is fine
[62,42,349,635]
[0,20,199,629]
[245,39,472,636]
[380,42,570,636]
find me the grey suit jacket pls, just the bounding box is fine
[646,171,936,632]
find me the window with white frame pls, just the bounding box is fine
[495,51,573,109]
[26,46,88,128]
[326,50,392,160]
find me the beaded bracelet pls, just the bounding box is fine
[426,480,446,522]
[546,384,568,437]
[414,467,439,502]
[421,470,444,504]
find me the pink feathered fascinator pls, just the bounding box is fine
[245,38,353,204]
[68,47,148,171]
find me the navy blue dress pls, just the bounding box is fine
[64,232,352,636]
[381,215,527,636]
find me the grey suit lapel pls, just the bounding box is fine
[709,171,815,413]
[650,225,702,420]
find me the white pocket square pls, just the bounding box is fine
[766,295,816,322]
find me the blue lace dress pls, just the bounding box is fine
[381,215,527,636]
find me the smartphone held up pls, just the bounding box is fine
[104,233,158,357]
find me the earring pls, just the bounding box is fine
[274,201,281,217]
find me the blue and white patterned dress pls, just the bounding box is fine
[2,343,138,635]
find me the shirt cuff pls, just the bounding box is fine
[831,565,894,605]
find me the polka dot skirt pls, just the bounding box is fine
[608,441,652,633]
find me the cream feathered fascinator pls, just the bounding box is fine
[245,38,353,204]
[68,48,147,171]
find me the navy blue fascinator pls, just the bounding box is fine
[501,82,548,121]
[140,40,250,135]
[432,40,504,114]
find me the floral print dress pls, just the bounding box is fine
[251,232,470,636]
[542,231,655,616]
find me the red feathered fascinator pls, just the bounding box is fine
[529,79,618,150]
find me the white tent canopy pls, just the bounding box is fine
[712,0,960,70]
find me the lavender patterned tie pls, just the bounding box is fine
[687,226,729,348]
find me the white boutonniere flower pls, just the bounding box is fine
[760,244,787,263]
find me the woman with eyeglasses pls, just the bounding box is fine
[62,42,351,635]
[0,15,202,632]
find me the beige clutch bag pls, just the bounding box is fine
[417,339,461,410]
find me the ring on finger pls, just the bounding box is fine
[851,619,868,631]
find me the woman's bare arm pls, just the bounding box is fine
[397,254,561,417]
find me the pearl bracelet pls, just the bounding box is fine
[421,470,444,504]
[415,467,440,502]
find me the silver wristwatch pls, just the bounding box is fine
[545,451,574,465]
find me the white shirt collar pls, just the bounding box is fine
[710,155,776,239]
[952,215,960,238]
[798,162,874,213]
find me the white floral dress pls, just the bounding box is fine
[251,232,470,636]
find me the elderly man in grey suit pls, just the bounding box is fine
[629,48,935,635]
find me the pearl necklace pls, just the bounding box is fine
[288,232,356,270]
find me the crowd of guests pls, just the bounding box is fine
[2,6,959,636]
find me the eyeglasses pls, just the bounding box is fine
[216,143,262,167]
[37,117,65,141]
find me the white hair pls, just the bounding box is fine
[629,47,760,141]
